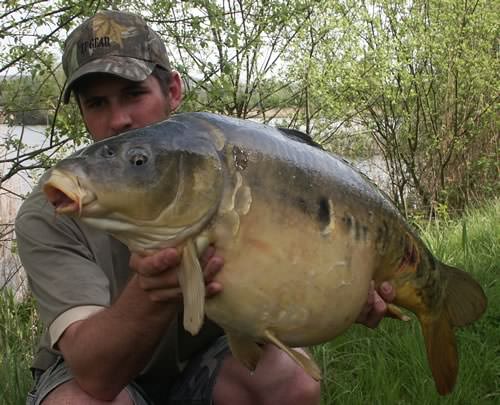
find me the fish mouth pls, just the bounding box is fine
[43,170,97,216]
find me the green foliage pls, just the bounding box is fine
[1,62,60,125]
[419,200,499,281]
[0,291,41,405]
[285,0,499,212]
[139,0,306,118]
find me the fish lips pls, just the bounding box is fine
[43,169,97,216]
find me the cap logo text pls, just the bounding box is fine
[79,36,111,54]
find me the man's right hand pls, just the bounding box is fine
[56,246,224,400]
[129,246,224,303]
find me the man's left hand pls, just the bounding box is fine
[356,281,395,328]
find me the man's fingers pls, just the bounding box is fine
[366,280,375,305]
[148,287,183,302]
[356,281,396,328]
[378,281,395,302]
[132,245,224,304]
[203,255,224,282]
[200,245,216,266]
[137,272,178,291]
[362,292,386,329]
[372,291,387,316]
[206,282,223,298]
[130,248,181,276]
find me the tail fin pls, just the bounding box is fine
[419,263,487,395]
[441,264,487,327]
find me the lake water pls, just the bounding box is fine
[0,125,49,296]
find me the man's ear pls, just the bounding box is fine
[168,71,183,112]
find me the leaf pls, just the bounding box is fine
[92,13,127,47]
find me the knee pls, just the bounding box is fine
[41,380,133,404]
[268,346,321,404]
[214,345,321,405]
[284,367,321,404]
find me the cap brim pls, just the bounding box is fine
[62,56,156,103]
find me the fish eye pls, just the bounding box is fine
[130,153,148,166]
[127,147,149,167]
[101,145,115,158]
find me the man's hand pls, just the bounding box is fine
[356,281,395,328]
[130,246,224,302]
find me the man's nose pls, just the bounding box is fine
[109,104,133,135]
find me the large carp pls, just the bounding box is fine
[43,112,486,395]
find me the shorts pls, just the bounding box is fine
[26,335,230,405]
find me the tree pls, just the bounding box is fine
[1,0,316,185]
[283,0,498,214]
[134,0,309,119]
[0,0,498,213]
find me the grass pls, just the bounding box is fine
[1,201,498,404]
[0,291,41,405]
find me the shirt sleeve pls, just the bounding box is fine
[15,186,111,348]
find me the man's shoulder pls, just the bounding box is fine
[16,169,56,224]
[16,145,81,215]
[17,148,89,219]
[15,167,89,245]
[16,170,47,213]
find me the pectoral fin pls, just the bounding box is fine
[178,239,205,335]
[227,333,264,371]
[264,330,321,381]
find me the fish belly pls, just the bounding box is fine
[205,196,376,347]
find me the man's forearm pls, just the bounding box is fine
[58,274,177,400]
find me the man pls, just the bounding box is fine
[16,10,394,405]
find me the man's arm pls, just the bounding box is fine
[58,248,223,401]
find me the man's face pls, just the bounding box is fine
[78,74,178,142]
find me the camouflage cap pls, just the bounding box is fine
[62,10,171,103]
